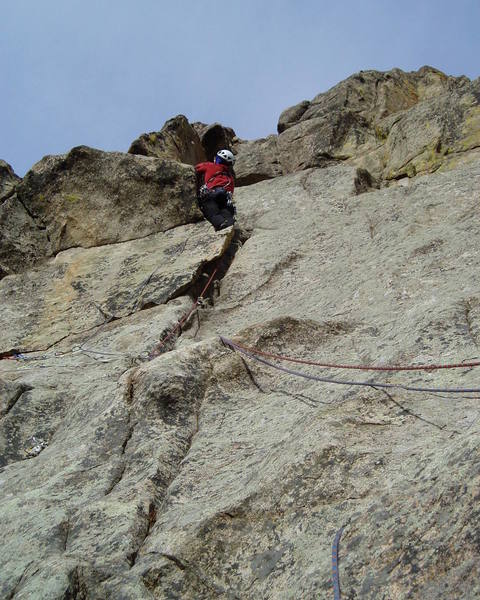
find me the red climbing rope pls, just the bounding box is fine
[221,337,480,394]
[220,338,480,372]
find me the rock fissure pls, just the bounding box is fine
[463,301,479,349]
[0,387,30,419]
[15,195,47,235]
[159,552,187,570]
[105,462,127,497]
[240,357,267,393]
[4,563,37,600]
[0,188,17,205]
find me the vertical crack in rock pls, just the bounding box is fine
[240,357,266,393]
[128,502,157,568]
[187,228,250,305]
[130,361,215,570]
[5,563,37,600]
[64,566,88,600]
[463,299,479,349]
[104,463,127,497]
[15,195,49,239]
[105,371,137,496]
[0,385,31,419]
[148,229,250,351]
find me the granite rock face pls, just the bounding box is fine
[16,145,201,256]
[0,222,232,354]
[233,135,282,186]
[1,69,480,599]
[0,193,49,278]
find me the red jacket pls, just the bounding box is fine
[195,162,234,193]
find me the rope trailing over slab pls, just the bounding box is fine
[219,339,480,372]
[220,337,480,394]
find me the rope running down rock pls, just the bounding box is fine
[219,339,480,371]
[220,337,480,394]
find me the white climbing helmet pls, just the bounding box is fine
[216,149,235,165]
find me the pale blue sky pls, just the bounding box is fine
[1,0,479,175]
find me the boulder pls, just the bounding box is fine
[128,115,206,165]
[17,146,201,254]
[234,136,282,186]
[193,122,237,161]
[277,99,310,133]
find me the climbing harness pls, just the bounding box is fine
[220,337,480,394]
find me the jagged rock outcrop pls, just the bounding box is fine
[0,160,20,201]
[277,66,480,181]
[128,115,206,165]
[1,68,480,599]
[0,161,48,278]
[131,118,284,188]
[140,67,480,189]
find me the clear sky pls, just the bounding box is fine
[1,0,479,175]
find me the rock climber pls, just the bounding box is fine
[195,149,236,231]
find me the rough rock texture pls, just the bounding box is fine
[277,66,480,182]
[0,193,49,278]
[233,135,283,186]
[16,145,200,256]
[1,70,480,599]
[158,67,480,188]
[128,115,206,165]
[0,162,47,278]
[0,223,232,354]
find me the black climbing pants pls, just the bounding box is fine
[198,187,235,231]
